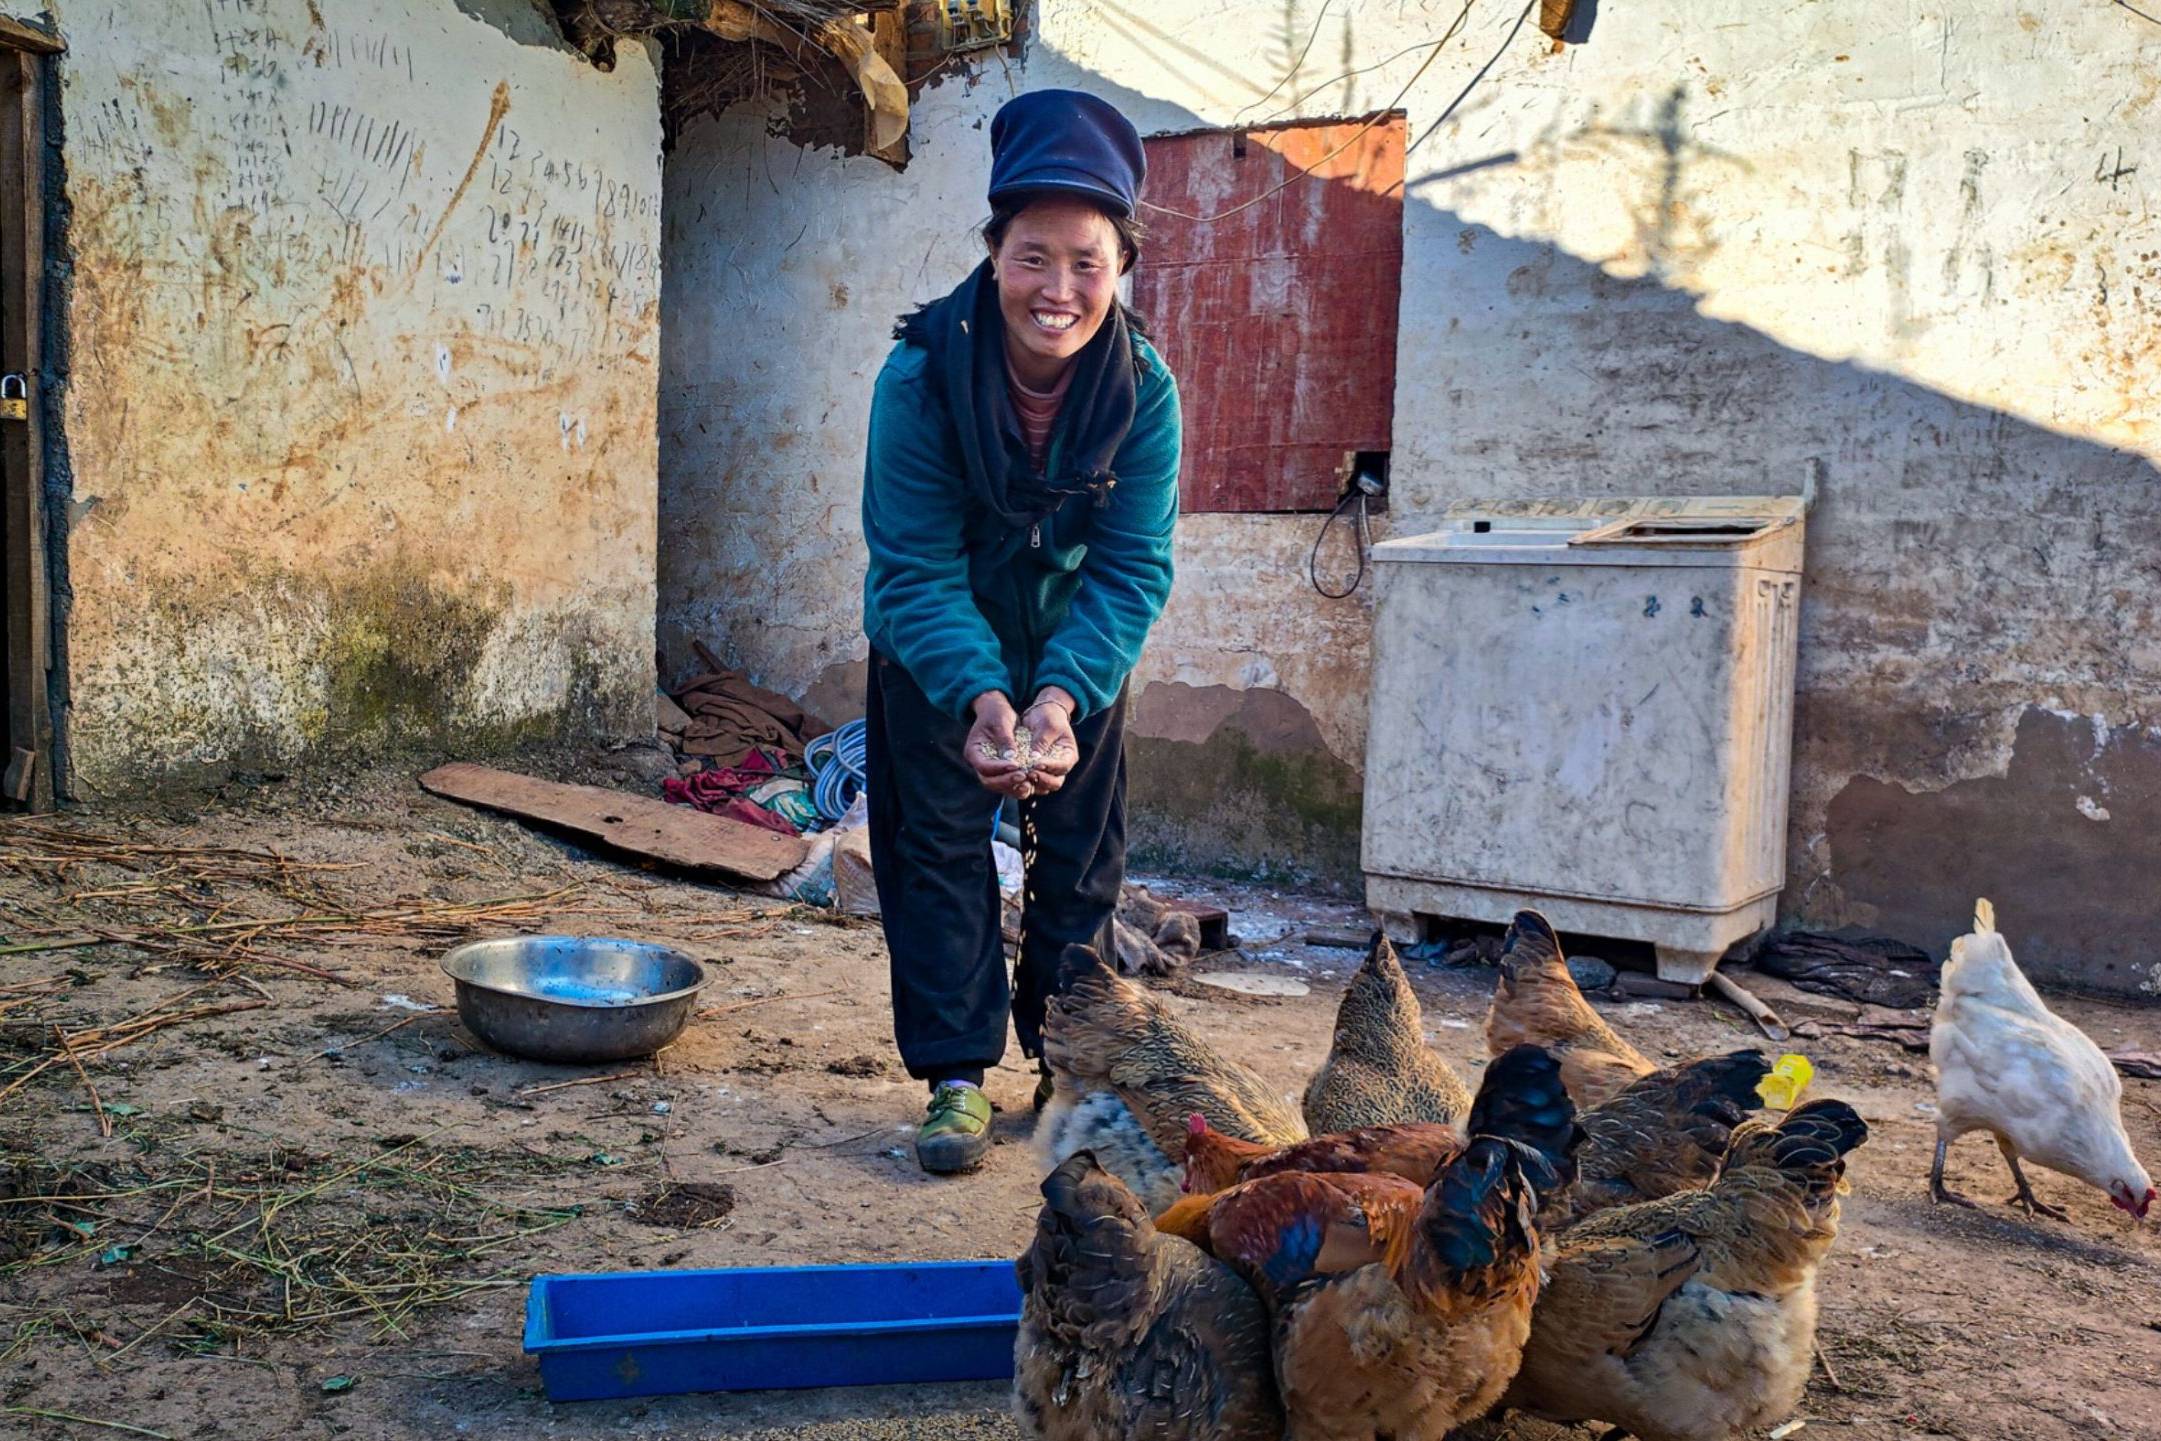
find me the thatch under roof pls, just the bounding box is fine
[553,0,915,161]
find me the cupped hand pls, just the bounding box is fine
[1018,689,1079,796]
[965,691,1037,800]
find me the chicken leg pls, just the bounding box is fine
[1929,1137,1978,1210]
[1995,1137,2071,1222]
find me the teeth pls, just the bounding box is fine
[1033,312,1076,331]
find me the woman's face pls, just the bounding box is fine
[990,197,1124,378]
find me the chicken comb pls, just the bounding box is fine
[1755,1053,1814,1113]
[1974,897,1996,934]
[1187,1113,1209,1136]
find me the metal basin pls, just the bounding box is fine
[441,937,711,1063]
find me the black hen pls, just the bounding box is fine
[1013,1152,1283,1441]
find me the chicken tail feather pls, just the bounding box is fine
[1468,1044,1581,1201]
[1499,907,1563,974]
[1660,1049,1775,1133]
[1041,945,1147,1084]
[1723,1098,1870,1191]
[1506,907,1561,949]
[1024,1151,1157,1349]
[1420,1140,1517,1273]
[1054,941,1119,995]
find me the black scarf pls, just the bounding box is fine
[895,260,1142,533]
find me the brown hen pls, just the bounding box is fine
[1303,933,1473,1133]
[1505,1099,1869,1441]
[1165,1046,1580,1441]
[1182,1116,1464,1199]
[1483,909,1653,1107]
[1039,945,1306,1212]
[1548,1049,1772,1227]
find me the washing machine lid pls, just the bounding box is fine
[1374,495,1806,571]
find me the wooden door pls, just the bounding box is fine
[0,15,61,808]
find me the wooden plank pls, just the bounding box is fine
[1134,114,1406,513]
[0,18,63,55]
[418,763,809,882]
[2,745,30,801]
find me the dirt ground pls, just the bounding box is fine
[1,750,2157,1441]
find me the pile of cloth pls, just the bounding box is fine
[1753,927,1941,1010]
[662,745,819,835]
[657,664,833,834]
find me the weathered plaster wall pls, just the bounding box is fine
[52,0,662,791]
[661,2,2161,991]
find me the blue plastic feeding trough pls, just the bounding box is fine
[523,1260,1023,1402]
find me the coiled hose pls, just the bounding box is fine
[805,719,868,824]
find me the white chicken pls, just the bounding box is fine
[1929,898,2154,1222]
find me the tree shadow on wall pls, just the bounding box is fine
[1140,80,2158,989]
[1381,148,2157,991]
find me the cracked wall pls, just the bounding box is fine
[660,2,2161,990]
[51,0,662,792]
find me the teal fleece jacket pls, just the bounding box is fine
[860,335,1181,721]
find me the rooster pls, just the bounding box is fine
[1014,1152,1284,1441]
[1929,898,2154,1222]
[1484,909,1654,1107]
[1040,945,1306,1212]
[1505,1099,1869,1441]
[1303,933,1473,1133]
[1157,1046,1579,1441]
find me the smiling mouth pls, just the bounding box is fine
[1031,310,1078,334]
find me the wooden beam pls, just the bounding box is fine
[0,17,62,55]
[812,15,908,159]
[869,9,911,164]
[2,746,31,802]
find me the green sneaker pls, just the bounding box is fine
[916,1083,993,1174]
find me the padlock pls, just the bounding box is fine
[0,375,25,422]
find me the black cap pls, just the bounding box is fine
[988,89,1145,219]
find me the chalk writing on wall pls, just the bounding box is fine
[102,0,659,386]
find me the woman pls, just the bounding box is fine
[860,90,1181,1175]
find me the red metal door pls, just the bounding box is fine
[1134,115,1405,513]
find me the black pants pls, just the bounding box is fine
[865,652,1126,1082]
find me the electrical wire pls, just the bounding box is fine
[1407,0,1538,160]
[1249,36,1459,130]
[1228,0,1339,127]
[1308,484,1375,599]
